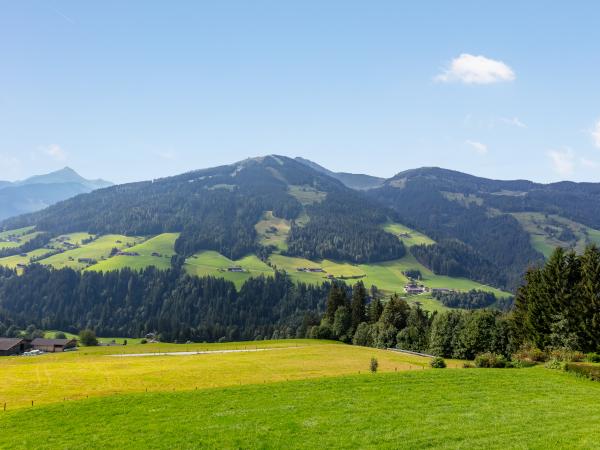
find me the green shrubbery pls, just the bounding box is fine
[474,352,508,368]
[430,357,446,368]
[564,363,600,381]
[586,352,600,363]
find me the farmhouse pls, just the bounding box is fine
[227,266,245,273]
[31,338,77,353]
[0,338,29,356]
[117,251,140,257]
[404,283,426,295]
[296,267,325,273]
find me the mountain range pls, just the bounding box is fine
[0,167,112,221]
[2,155,600,292]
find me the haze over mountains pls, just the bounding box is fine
[0,168,112,221]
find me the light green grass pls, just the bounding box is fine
[288,185,327,205]
[0,340,437,411]
[184,250,273,288]
[383,222,436,247]
[38,234,144,270]
[270,253,509,301]
[0,227,40,250]
[513,212,600,258]
[1,367,599,449]
[0,248,53,271]
[254,210,291,251]
[87,233,179,272]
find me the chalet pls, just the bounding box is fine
[30,338,77,353]
[0,338,29,357]
[151,252,162,257]
[404,283,426,295]
[296,267,325,273]
[117,251,140,257]
[78,258,97,264]
[227,266,245,273]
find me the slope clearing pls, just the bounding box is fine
[87,233,179,272]
[1,367,598,449]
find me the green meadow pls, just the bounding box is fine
[512,212,600,258]
[87,233,179,272]
[38,234,143,270]
[0,226,39,250]
[384,222,436,247]
[184,250,274,288]
[0,365,598,449]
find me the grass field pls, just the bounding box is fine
[0,340,439,411]
[288,185,327,205]
[87,233,179,272]
[384,222,436,247]
[0,226,39,250]
[1,362,599,449]
[38,234,143,270]
[254,210,291,251]
[184,251,274,288]
[512,212,600,258]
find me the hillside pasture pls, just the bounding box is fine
[1,367,599,449]
[512,212,600,258]
[0,248,53,271]
[254,210,291,251]
[0,226,39,250]
[184,251,274,288]
[0,340,436,411]
[38,234,144,270]
[383,222,436,247]
[87,233,179,272]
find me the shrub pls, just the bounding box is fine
[512,343,547,363]
[55,331,67,339]
[462,362,474,369]
[544,359,566,370]
[430,357,446,369]
[565,363,600,381]
[586,352,600,363]
[474,352,508,368]
[549,348,584,363]
[140,339,148,344]
[370,357,379,373]
[79,329,98,347]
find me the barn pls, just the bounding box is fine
[30,338,77,353]
[0,338,28,356]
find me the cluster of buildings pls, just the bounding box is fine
[0,337,77,357]
[404,282,456,296]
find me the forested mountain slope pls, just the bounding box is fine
[3,156,404,264]
[369,167,600,290]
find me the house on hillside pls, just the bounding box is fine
[30,338,77,353]
[227,266,245,272]
[404,283,426,295]
[0,338,29,356]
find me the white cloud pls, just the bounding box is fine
[40,144,67,161]
[591,119,600,148]
[435,54,516,84]
[548,149,575,176]
[466,140,488,155]
[500,117,527,128]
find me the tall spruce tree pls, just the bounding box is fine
[350,281,367,330]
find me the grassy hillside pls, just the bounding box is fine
[87,233,179,272]
[254,210,291,251]
[0,340,436,411]
[1,365,599,449]
[38,234,143,270]
[0,226,38,250]
[512,212,600,258]
[383,222,436,247]
[185,251,274,288]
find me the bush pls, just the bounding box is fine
[462,362,474,369]
[79,329,98,347]
[549,348,584,363]
[370,357,379,373]
[586,352,600,363]
[430,357,446,368]
[512,343,547,363]
[565,363,600,381]
[55,331,67,339]
[140,339,148,344]
[474,352,508,368]
[544,359,566,370]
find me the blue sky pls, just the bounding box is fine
[1,1,599,184]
